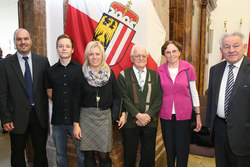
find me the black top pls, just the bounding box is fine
[47,59,81,125]
[73,69,121,122]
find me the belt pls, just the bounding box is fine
[216,115,226,122]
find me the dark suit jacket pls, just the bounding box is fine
[0,53,49,134]
[206,56,250,156]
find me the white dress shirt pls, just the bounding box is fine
[133,66,147,90]
[216,57,243,118]
[17,52,33,80]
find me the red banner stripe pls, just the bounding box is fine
[247,32,250,58]
[65,3,158,78]
[65,5,97,64]
[106,25,128,64]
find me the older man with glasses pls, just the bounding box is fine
[117,44,163,167]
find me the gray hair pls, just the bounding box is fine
[219,32,244,47]
[130,44,149,57]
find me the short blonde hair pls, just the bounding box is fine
[82,41,110,73]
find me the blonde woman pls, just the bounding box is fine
[73,41,124,167]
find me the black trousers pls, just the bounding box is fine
[160,115,191,167]
[123,126,157,167]
[214,116,250,167]
[9,108,48,167]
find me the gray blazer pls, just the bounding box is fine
[0,53,49,134]
[206,56,250,156]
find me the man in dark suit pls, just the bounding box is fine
[206,32,250,167]
[0,28,49,167]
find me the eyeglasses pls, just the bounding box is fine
[165,50,179,55]
[132,54,148,59]
[222,44,240,52]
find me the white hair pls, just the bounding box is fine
[219,32,244,48]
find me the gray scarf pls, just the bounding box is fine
[84,65,110,87]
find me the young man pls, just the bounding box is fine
[0,28,49,167]
[46,34,84,167]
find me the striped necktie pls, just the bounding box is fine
[138,70,144,91]
[224,64,235,119]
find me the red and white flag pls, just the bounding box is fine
[65,0,166,77]
[247,31,250,58]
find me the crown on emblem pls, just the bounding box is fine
[108,1,139,28]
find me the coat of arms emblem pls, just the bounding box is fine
[93,1,139,66]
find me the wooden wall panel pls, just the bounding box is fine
[191,0,202,90]
[169,0,217,94]
[18,0,47,57]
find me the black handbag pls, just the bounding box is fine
[190,126,214,147]
[111,97,123,122]
[186,70,196,123]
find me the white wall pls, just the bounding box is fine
[46,0,64,66]
[205,0,250,91]
[46,1,64,166]
[0,0,18,57]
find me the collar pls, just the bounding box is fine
[17,52,32,60]
[162,58,189,72]
[132,66,147,74]
[56,59,79,67]
[226,56,244,69]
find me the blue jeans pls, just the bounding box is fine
[52,125,84,167]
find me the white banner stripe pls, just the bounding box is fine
[110,28,132,65]
[105,23,123,60]
[69,0,166,66]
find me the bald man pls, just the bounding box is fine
[0,28,49,167]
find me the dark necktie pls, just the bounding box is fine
[224,64,235,119]
[22,57,34,106]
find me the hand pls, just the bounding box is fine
[73,122,82,140]
[193,116,202,132]
[116,112,126,129]
[135,113,151,126]
[135,119,148,126]
[3,122,14,132]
